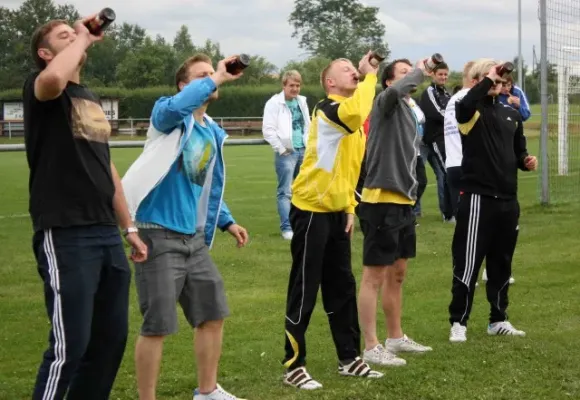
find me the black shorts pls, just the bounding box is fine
[358,202,416,266]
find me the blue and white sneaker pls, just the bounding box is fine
[193,384,245,399]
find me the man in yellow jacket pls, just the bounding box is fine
[281,52,383,390]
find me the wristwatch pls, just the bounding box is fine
[122,226,139,237]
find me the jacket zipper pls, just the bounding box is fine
[210,131,227,249]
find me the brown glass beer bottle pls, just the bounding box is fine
[84,8,116,35]
[424,53,444,71]
[369,49,386,67]
[497,62,515,79]
[226,54,251,75]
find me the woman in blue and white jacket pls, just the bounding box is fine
[498,75,531,121]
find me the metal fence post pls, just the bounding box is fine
[539,0,550,205]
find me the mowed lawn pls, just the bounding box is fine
[0,138,579,400]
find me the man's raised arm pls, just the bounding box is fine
[35,15,102,102]
[152,55,243,133]
[332,73,378,134]
[455,65,502,132]
[376,59,428,114]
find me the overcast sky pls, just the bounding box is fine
[6,0,543,71]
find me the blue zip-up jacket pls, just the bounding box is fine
[497,85,531,122]
[123,76,235,248]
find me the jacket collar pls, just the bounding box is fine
[482,95,497,106]
[276,91,303,104]
[328,93,346,102]
[431,82,449,95]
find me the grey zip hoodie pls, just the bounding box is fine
[364,67,426,201]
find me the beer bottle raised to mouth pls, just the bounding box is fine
[497,62,514,79]
[369,49,386,67]
[226,54,251,75]
[84,8,116,35]
[424,53,444,71]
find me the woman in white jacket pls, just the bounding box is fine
[262,70,311,240]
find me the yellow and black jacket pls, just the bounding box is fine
[291,73,377,214]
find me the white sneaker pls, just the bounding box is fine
[193,384,245,399]
[509,276,515,284]
[386,335,432,353]
[449,323,467,343]
[282,231,293,240]
[487,321,526,337]
[363,344,406,366]
[282,366,322,390]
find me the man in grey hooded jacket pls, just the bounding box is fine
[357,57,434,367]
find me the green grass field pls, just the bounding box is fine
[1,138,580,400]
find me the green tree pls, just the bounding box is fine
[0,8,21,90]
[288,0,389,62]
[116,36,175,88]
[196,39,224,64]
[173,25,195,61]
[233,55,278,85]
[116,22,147,51]
[54,3,80,23]
[281,56,332,85]
[0,0,279,92]
[83,23,148,87]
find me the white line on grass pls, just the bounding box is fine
[0,213,29,220]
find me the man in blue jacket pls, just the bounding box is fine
[498,75,531,121]
[122,54,249,400]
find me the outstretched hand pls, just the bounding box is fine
[227,224,249,248]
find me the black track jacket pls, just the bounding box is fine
[455,77,531,199]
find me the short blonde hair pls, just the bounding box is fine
[468,58,500,80]
[320,58,351,92]
[462,61,476,86]
[282,70,302,85]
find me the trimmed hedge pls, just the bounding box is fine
[0,80,453,119]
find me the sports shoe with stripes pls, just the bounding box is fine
[363,344,406,366]
[487,321,526,337]
[386,335,432,353]
[338,357,384,378]
[283,366,323,390]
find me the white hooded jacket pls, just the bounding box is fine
[261,91,310,154]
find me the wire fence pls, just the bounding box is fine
[539,0,580,204]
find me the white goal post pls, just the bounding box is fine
[556,46,580,175]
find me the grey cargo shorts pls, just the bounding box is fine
[133,228,230,336]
